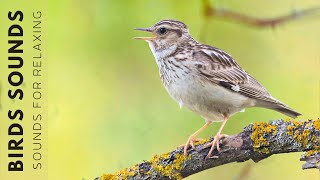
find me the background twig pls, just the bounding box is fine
[200,0,320,41]
[202,0,320,27]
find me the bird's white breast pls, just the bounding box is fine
[167,75,252,121]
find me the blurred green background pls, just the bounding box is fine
[48,0,320,179]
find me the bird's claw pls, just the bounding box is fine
[204,134,228,159]
[179,137,204,156]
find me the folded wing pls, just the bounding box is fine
[193,47,279,103]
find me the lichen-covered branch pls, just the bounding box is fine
[97,119,320,180]
[202,0,320,27]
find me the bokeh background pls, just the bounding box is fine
[48,0,320,179]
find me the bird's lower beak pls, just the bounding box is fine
[133,28,155,40]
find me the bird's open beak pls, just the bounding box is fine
[133,28,155,40]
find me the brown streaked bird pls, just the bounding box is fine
[134,19,301,158]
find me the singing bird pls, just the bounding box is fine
[134,20,301,158]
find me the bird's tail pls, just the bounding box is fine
[271,104,302,118]
[256,98,301,118]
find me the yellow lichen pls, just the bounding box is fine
[259,147,270,154]
[286,119,315,145]
[100,164,139,180]
[100,151,190,180]
[194,138,210,146]
[313,118,320,131]
[305,122,311,128]
[128,165,138,176]
[100,174,116,180]
[150,152,190,180]
[292,120,304,127]
[293,129,311,147]
[285,120,320,148]
[305,149,320,157]
[284,118,291,122]
[286,125,295,136]
[251,122,277,154]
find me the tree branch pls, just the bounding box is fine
[202,0,320,28]
[97,119,320,180]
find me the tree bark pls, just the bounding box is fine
[97,119,320,180]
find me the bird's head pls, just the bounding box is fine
[134,20,191,51]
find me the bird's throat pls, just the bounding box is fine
[148,42,177,63]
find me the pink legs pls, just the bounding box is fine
[182,121,212,156]
[205,115,229,158]
[181,115,229,158]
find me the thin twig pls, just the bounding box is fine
[202,0,320,28]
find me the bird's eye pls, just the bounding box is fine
[158,27,167,35]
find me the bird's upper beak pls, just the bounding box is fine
[133,28,155,40]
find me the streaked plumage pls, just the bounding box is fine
[134,20,301,158]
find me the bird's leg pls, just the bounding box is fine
[205,115,229,159]
[181,121,212,156]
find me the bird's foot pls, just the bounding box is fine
[204,134,228,159]
[179,136,204,156]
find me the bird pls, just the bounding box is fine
[134,19,301,158]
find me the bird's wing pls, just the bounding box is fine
[192,47,279,104]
